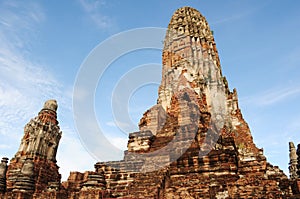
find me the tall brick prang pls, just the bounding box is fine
[1,6,299,199]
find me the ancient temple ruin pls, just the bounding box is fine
[289,142,298,179]
[0,100,63,198]
[1,6,300,199]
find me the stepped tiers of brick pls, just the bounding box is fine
[1,6,300,199]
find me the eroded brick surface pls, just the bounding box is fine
[0,7,299,199]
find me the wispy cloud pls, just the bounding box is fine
[211,12,248,25]
[0,1,64,138]
[0,144,11,149]
[57,126,96,181]
[106,120,131,129]
[211,1,272,25]
[0,1,92,180]
[0,0,73,159]
[79,0,112,29]
[106,135,128,150]
[241,85,300,106]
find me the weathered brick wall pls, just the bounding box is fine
[1,6,299,199]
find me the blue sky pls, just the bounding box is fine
[0,0,300,180]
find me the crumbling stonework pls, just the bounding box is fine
[289,142,298,179]
[297,144,300,178]
[0,158,8,193]
[0,100,63,199]
[1,6,300,199]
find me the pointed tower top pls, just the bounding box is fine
[163,7,220,70]
[42,99,58,112]
[38,99,58,125]
[168,7,211,37]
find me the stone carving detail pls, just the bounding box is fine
[3,100,62,197]
[289,142,298,179]
[16,100,61,162]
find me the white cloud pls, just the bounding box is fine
[57,126,96,181]
[211,1,271,25]
[258,87,300,105]
[106,121,116,127]
[106,120,131,129]
[241,85,300,106]
[211,13,248,25]
[0,144,11,149]
[0,1,80,180]
[106,135,128,150]
[79,0,106,12]
[56,122,129,180]
[0,1,65,139]
[79,0,112,29]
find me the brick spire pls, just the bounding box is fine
[5,100,62,194]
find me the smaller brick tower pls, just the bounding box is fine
[289,142,298,179]
[297,144,300,178]
[5,100,62,198]
[0,157,8,193]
